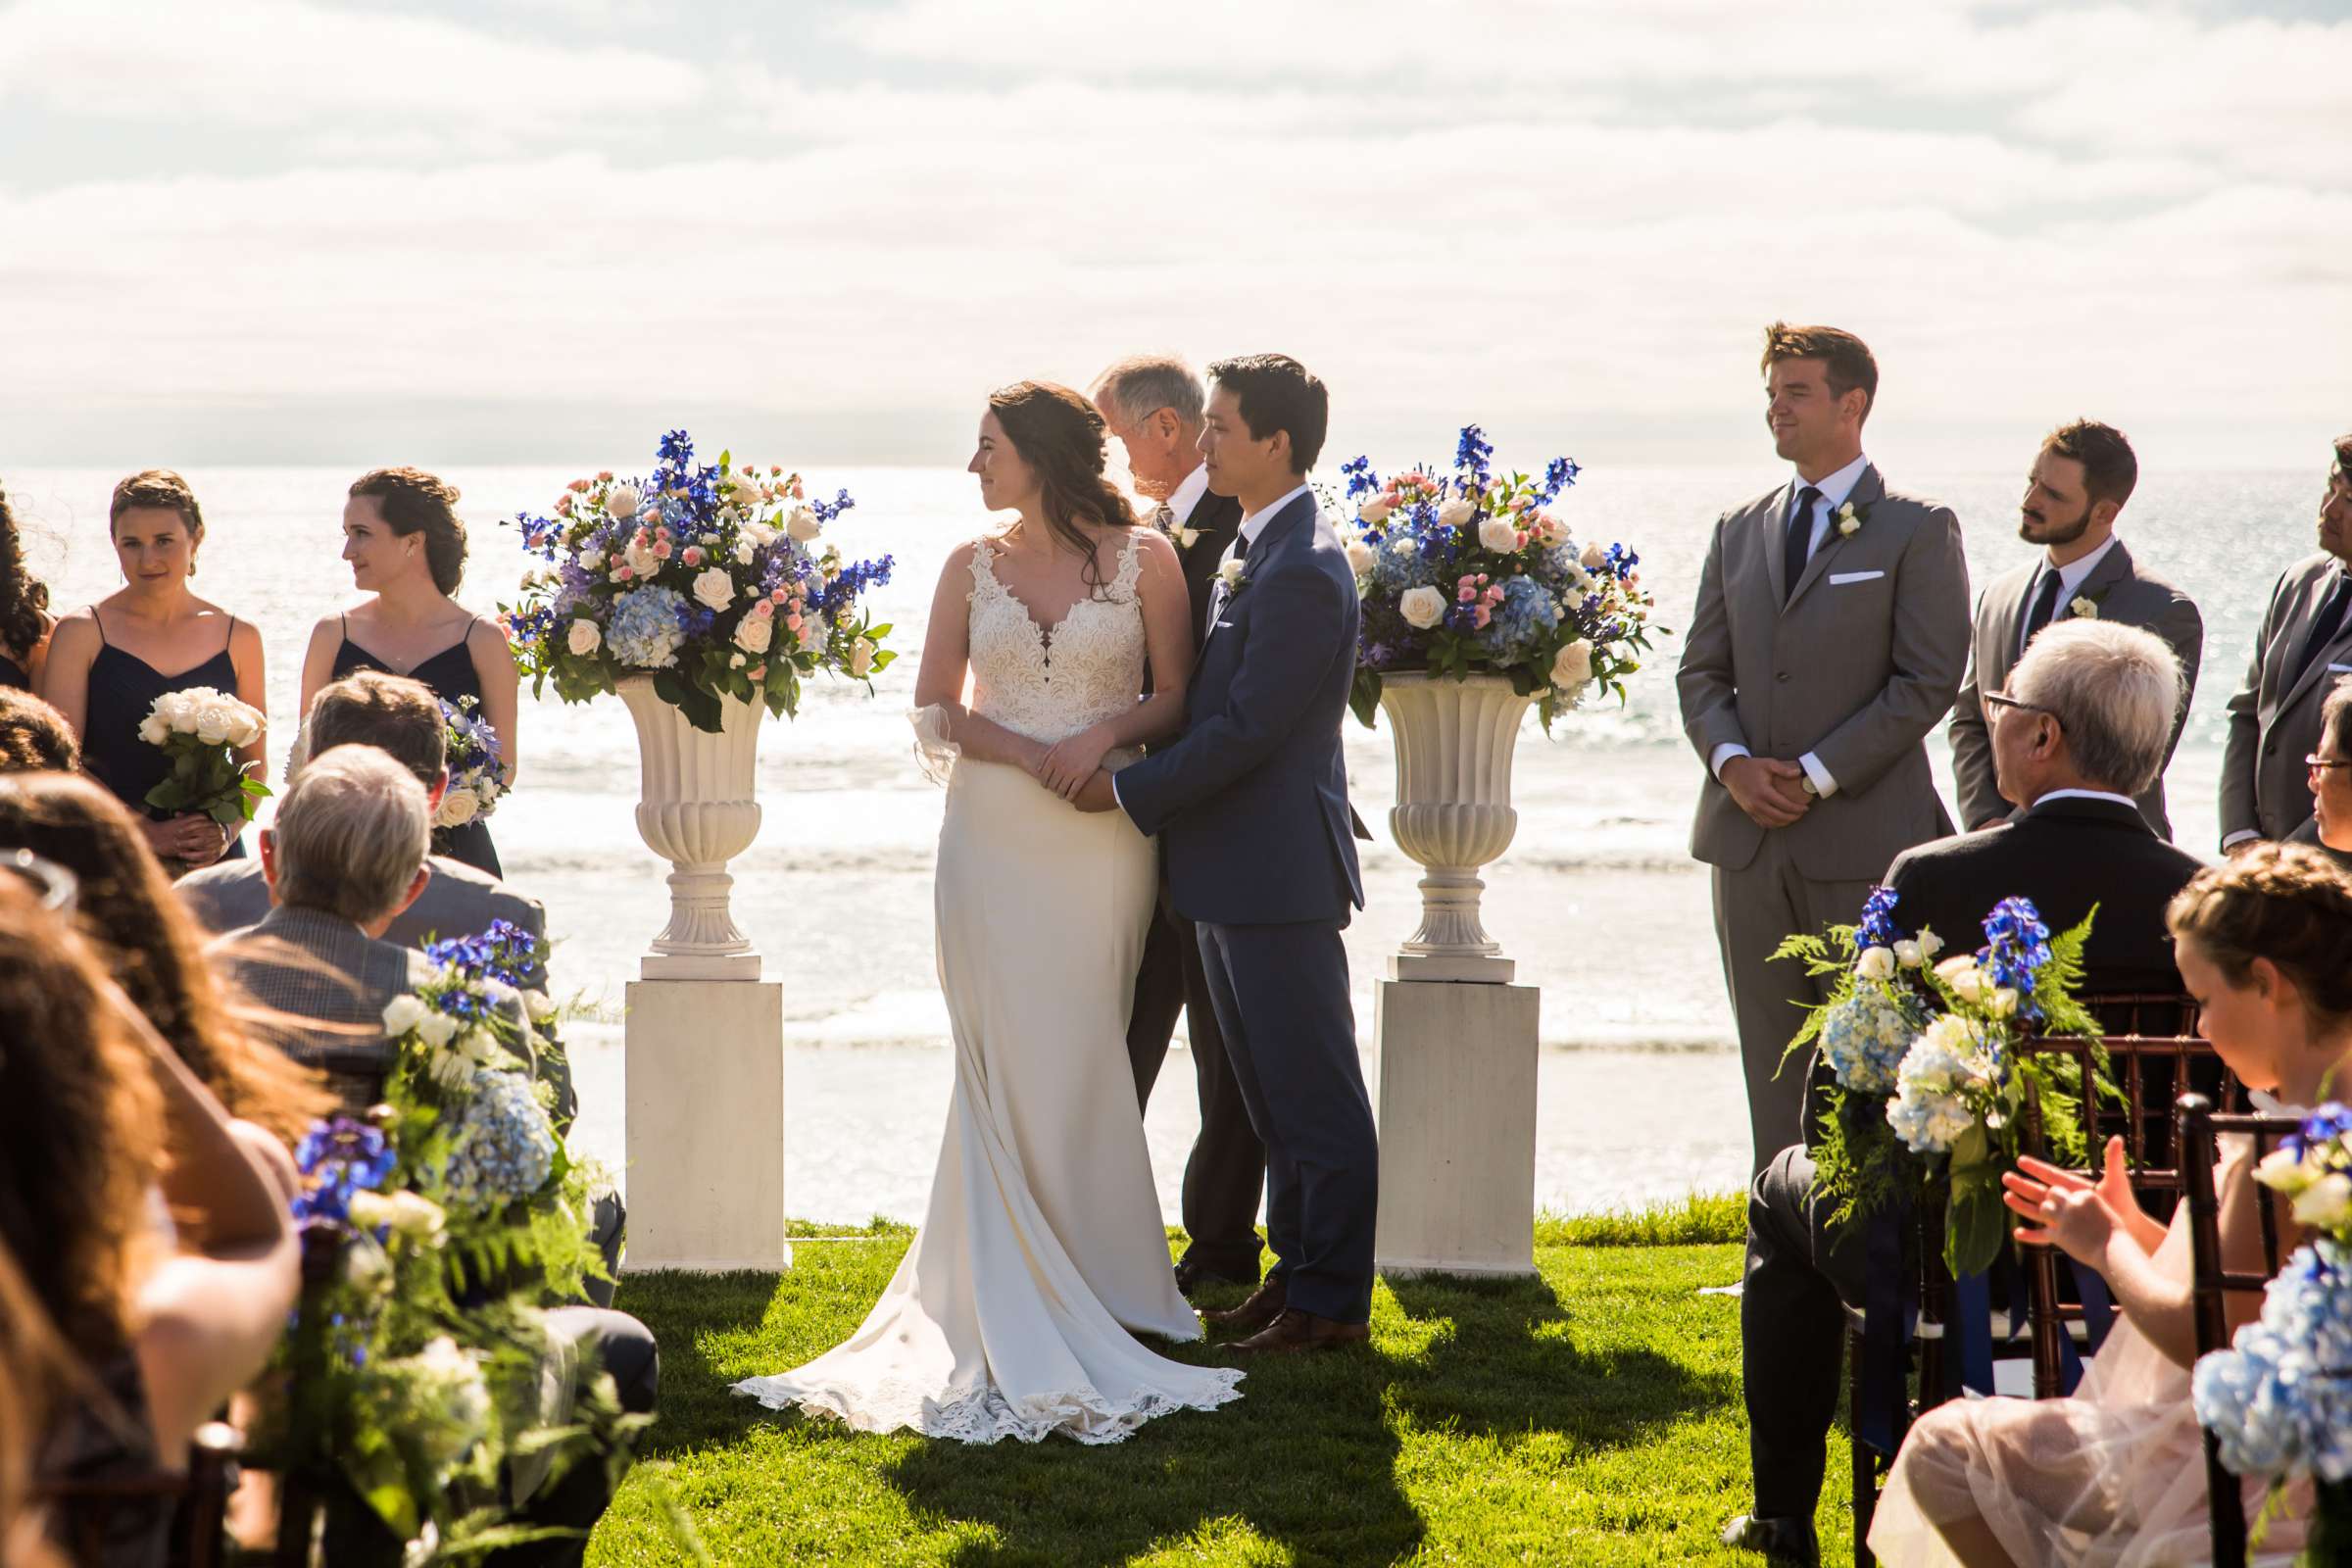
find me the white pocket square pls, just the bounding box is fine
[2329,662,2352,673]
[1828,569,1886,586]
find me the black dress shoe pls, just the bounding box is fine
[1174,1256,1258,1298]
[1721,1514,1819,1566]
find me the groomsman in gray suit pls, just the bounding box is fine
[1949,420,2202,838]
[1678,322,1971,1175]
[2221,433,2352,852]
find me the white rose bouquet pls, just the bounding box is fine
[501,430,897,734]
[433,696,504,838]
[136,685,270,831]
[1330,425,1661,731]
[1777,891,2104,1275]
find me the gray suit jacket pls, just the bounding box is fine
[1948,541,2203,839]
[2221,553,2352,846]
[1677,464,1971,880]
[176,852,549,991]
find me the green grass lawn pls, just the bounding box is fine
[589,1200,1859,1566]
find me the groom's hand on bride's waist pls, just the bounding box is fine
[1072,770,1120,814]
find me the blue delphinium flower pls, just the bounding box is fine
[292,1116,395,1223]
[1856,885,1906,951]
[1453,425,1494,489]
[607,584,689,668]
[440,1071,558,1210]
[1979,897,2054,1018]
[1341,456,1378,500]
[1536,457,1581,505]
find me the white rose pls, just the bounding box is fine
[349,1190,395,1230]
[1359,498,1394,524]
[1988,987,2021,1018]
[849,637,876,678]
[2291,1171,2352,1229]
[2070,597,2099,619]
[1892,939,1923,970]
[342,1236,393,1291]
[1389,534,1418,557]
[1856,946,1896,982]
[605,484,640,520]
[1917,928,1945,961]
[1836,503,1861,537]
[734,612,775,655]
[1935,956,1984,1003]
[1344,539,1377,577]
[1398,585,1446,629]
[2255,1146,2315,1194]
[138,714,170,747]
[436,787,479,828]
[228,706,264,748]
[194,700,232,747]
[691,567,735,612]
[382,995,428,1036]
[1563,561,1595,594]
[414,1010,459,1050]
[622,535,660,578]
[1580,542,1609,570]
[786,506,822,543]
[1477,516,1521,554]
[459,1025,499,1063]
[734,538,757,565]
[726,471,764,509]
[387,1191,447,1240]
[1437,498,1478,529]
[1550,638,1594,691]
[1216,559,1246,590]
[567,619,602,657]
[523,990,557,1023]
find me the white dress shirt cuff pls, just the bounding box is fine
[1708,743,1750,781]
[2221,829,2260,851]
[1798,752,1838,799]
[1111,772,1124,812]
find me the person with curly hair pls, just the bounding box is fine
[0,480,57,690]
[39,469,269,874]
[297,467,518,877]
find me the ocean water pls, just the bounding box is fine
[9,462,2322,1221]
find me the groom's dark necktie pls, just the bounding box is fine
[1233,531,1250,560]
[2019,567,2066,657]
[1781,486,1820,606]
[2291,569,2352,687]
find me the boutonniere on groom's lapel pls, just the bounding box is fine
[2069,591,2102,619]
[1834,501,1870,537]
[1215,558,1249,595]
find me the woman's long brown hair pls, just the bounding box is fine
[986,380,1139,601]
[0,774,331,1143]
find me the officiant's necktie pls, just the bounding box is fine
[1781,486,1820,606]
[1150,502,1175,535]
[2020,568,2066,657]
[2292,569,2352,687]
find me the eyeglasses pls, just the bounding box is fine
[0,849,76,913]
[1982,692,2061,726]
[2308,754,2352,772]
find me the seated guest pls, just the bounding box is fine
[2286,674,2352,875]
[177,670,548,991]
[1724,620,2206,1566]
[0,689,77,772]
[0,772,331,1145]
[1868,845,2341,1564]
[0,869,299,1567]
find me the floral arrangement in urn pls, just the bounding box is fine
[502,429,897,733]
[1777,891,2106,1275]
[2192,1104,2352,1561]
[1334,425,1660,729]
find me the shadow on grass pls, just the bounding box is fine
[612,1269,785,1459]
[1385,1270,1732,1446]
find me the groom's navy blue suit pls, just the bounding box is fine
[1115,489,1379,1324]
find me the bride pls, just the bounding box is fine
[733,380,1245,1443]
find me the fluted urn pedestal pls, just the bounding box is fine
[1372,671,1541,1280]
[616,676,789,1272]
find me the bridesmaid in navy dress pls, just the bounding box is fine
[41,470,268,873]
[299,466,518,877]
[0,480,57,691]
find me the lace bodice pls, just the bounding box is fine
[964,531,1148,746]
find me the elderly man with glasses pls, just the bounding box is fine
[2286,676,2352,875]
[1724,617,2206,1566]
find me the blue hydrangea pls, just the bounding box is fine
[607,584,688,668]
[2193,1240,2352,1484]
[1476,575,1560,662]
[1820,986,1919,1097]
[1371,535,1441,594]
[440,1071,557,1210]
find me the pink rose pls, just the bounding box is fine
[555,494,572,515]
[567,478,590,493]
[788,478,804,500]
[612,565,633,581]
[1457,584,1477,603]
[683,546,704,566]
[752,598,774,617]
[769,588,788,606]
[1474,607,1493,628]
[596,469,613,481]
[654,540,672,560]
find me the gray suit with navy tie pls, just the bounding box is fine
[2221,552,2352,847]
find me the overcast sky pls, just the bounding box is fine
[3,0,2346,473]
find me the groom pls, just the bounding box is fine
[1078,353,1378,1354]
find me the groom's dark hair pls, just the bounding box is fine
[1208,354,1328,473]
[1760,322,1879,423]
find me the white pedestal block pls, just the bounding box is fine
[1373,976,1541,1279]
[621,978,791,1272]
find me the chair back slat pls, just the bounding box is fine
[2179,1092,2302,1568]
[30,1420,238,1568]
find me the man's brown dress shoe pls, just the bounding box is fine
[1229,1307,1370,1355]
[1200,1280,1286,1338]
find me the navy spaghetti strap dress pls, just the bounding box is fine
[328,620,503,877]
[82,612,250,862]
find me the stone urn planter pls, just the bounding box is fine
[1377,671,1534,984]
[617,675,765,981]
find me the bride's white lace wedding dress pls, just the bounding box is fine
[732,529,1244,1444]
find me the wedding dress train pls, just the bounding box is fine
[732,529,1243,1443]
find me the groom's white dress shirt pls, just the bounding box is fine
[1165,463,1211,529]
[1707,452,1871,800]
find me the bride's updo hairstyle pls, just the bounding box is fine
[2168,843,2352,1024]
[349,466,468,595]
[986,380,1139,601]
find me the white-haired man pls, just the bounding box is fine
[1725,620,2206,1566]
